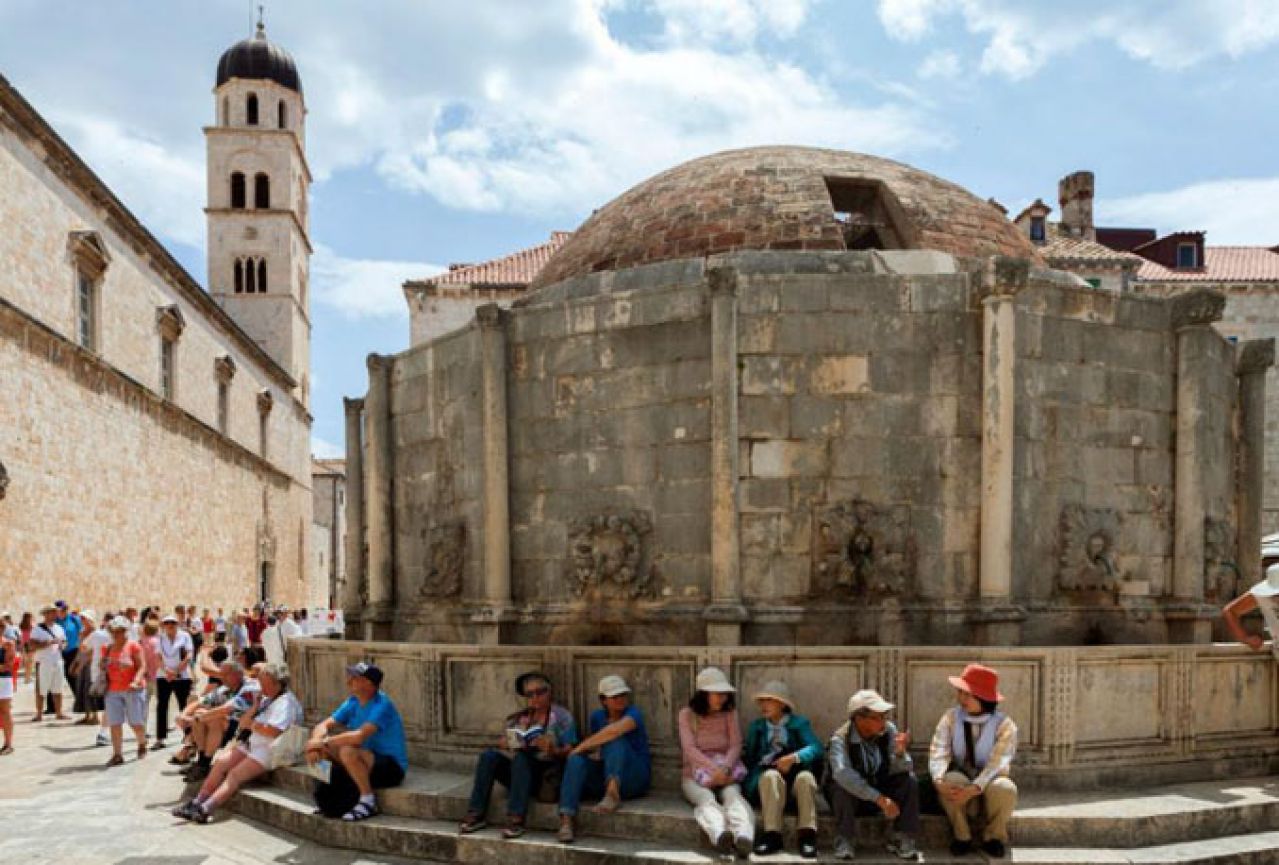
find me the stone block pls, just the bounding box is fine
[655,513,710,555]
[906,274,972,312]
[737,314,776,353]
[740,355,802,396]
[1083,446,1135,485]
[662,359,713,399]
[740,477,789,512]
[789,395,843,437]
[942,507,980,554]
[739,395,790,439]
[658,441,711,481]
[775,312,873,354]
[869,351,931,393]
[830,438,873,479]
[827,274,906,312]
[808,355,870,395]
[656,478,710,515]
[740,513,781,554]
[1039,317,1086,364]
[742,553,809,600]
[738,282,781,315]
[621,447,658,485]
[750,439,828,478]
[777,278,830,312]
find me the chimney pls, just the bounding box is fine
[1058,170,1095,241]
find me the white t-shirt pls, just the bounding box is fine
[247,690,303,755]
[279,618,302,641]
[262,624,286,667]
[81,630,112,684]
[214,616,227,634]
[30,622,65,665]
[158,630,194,679]
[1255,593,1279,662]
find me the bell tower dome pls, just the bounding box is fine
[206,16,311,406]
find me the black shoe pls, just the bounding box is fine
[716,831,735,858]
[734,835,753,859]
[798,828,818,859]
[753,832,783,856]
[982,839,1006,858]
[184,764,210,782]
[950,838,974,856]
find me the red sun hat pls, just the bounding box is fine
[948,664,1003,703]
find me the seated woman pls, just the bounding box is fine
[679,667,754,859]
[928,664,1018,859]
[743,681,823,858]
[556,675,651,843]
[458,671,578,839]
[172,662,303,824]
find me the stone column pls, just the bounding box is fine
[363,354,395,640]
[1170,289,1226,643]
[977,258,1028,644]
[342,397,366,634]
[472,304,514,644]
[705,266,747,646]
[1236,339,1274,592]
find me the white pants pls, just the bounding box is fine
[681,779,755,844]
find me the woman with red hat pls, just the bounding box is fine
[927,664,1018,859]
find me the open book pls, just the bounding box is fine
[505,724,551,750]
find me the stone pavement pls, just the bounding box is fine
[0,680,417,865]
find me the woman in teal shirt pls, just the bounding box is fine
[742,681,824,858]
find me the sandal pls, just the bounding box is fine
[557,817,575,844]
[458,813,488,834]
[0,745,13,756]
[592,793,621,814]
[501,817,526,839]
[137,742,148,759]
[342,801,379,822]
[106,754,125,767]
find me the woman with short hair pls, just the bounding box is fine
[173,662,302,824]
[928,664,1019,859]
[102,616,148,767]
[743,681,823,858]
[678,667,754,859]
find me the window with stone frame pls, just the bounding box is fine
[254,172,270,209]
[67,231,111,353]
[215,355,235,436]
[231,172,246,209]
[155,305,185,401]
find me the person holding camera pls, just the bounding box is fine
[743,681,824,858]
[153,614,194,748]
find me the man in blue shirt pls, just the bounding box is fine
[305,662,407,821]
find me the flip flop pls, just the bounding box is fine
[342,801,379,822]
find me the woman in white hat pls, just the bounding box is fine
[678,666,754,858]
[69,610,108,727]
[1223,563,1279,660]
[102,616,149,767]
[556,674,652,843]
[743,681,824,858]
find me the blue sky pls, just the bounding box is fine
[3,0,1279,457]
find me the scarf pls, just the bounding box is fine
[951,707,1004,773]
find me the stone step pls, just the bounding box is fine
[235,784,1279,865]
[270,766,1279,850]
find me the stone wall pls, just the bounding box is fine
[291,637,1279,791]
[405,284,524,348]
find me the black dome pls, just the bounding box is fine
[216,24,301,94]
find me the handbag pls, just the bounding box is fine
[269,725,309,770]
[694,756,748,788]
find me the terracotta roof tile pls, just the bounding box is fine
[1041,223,1143,267]
[423,232,571,289]
[1137,246,1279,282]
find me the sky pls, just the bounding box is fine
[3,0,1279,458]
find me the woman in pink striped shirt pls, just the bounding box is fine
[678,667,755,858]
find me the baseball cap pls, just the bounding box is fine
[597,675,632,697]
[346,662,384,687]
[847,689,895,715]
[161,614,179,624]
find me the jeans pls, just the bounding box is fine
[827,771,921,839]
[154,676,192,741]
[465,748,552,818]
[558,739,651,816]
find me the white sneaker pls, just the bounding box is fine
[886,832,921,861]
[95,732,109,747]
[833,835,855,860]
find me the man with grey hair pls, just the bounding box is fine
[176,661,260,782]
[825,689,920,861]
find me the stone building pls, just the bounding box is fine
[311,458,346,609]
[343,146,1267,648]
[0,23,314,613]
[403,232,569,347]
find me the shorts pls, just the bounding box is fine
[105,689,147,726]
[36,660,66,694]
[0,677,13,700]
[237,740,271,768]
[371,753,407,789]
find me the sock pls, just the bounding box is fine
[197,754,212,768]
[359,793,376,807]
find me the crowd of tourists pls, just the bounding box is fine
[456,663,1017,861]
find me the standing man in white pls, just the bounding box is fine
[1223,564,1279,659]
[154,614,195,748]
[29,606,68,722]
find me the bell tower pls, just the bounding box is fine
[206,16,311,406]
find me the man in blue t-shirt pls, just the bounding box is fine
[305,662,407,821]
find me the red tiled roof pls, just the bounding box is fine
[1137,246,1279,283]
[1041,223,1143,267]
[424,232,571,288]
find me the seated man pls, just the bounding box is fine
[177,662,260,781]
[305,662,408,821]
[825,690,920,862]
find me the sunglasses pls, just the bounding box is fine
[524,687,550,697]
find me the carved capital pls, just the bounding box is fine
[155,304,186,340]
[707,265,738,298]
[67,230,111,277]
[366,352,390,373]
[981,256,1031,300]
[343,396,365,417]
[256,388,274,415]
[214,354,236,383]
[1237,338,1276,375]
[475,303,505,329]
[1169,288,1225,330]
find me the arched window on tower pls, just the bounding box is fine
[221,96,229,126]
[246,93,259,125]
[258,259,268,293]
[234,258,244,293]
[278,100,287,129]
[254,173,270,209]
[245,257,257,293]
[230,172,246,209]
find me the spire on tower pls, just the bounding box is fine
[256,4,265,38]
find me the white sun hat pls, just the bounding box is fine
[1251,564,1279,598]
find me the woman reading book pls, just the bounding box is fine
[458,671,579,839]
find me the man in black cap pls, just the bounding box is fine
[305,662,408,821]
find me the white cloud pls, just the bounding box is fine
[917,50,962,80]
[311,436,344,460]
[642,0,813,45]
[1099,177,1279,246]
[876,0,1279,80]
[311,244,442,321]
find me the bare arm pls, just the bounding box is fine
[1223,593,1263,650]
[573,715,637,754]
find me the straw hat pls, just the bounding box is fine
[752,680,795,711]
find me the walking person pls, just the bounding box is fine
[154,615,194,748]
[30,605,68,722]
[678,667,754,859]
[0,622,16,754]
[103,616,148,766]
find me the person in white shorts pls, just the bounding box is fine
[1223,563,1279,660]
[29,606,67,721]
[0,623,16,754]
